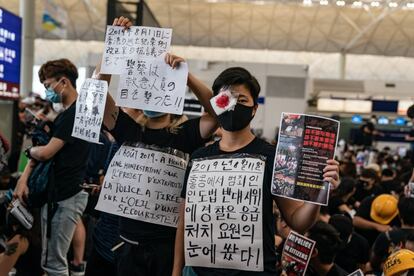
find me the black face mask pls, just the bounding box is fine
[358,179,371,189]
[217,103,254,131]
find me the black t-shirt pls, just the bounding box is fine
[335,232,370,273]
[354,195,400,246]
[52,102,90,201]
[181,137,277,275]
[372,228,414,262]
[353,184,383,204]
[328,196,346,215]
[110,110,207,241]
[380,180,401,194]
[306,263,348,276]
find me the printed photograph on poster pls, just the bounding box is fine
[272,113,339,205]
[115,56,188,115]
[72,78,108,144]
[101,26,172,74]
[347,269,364,276]
[95,143,188,228]
[281,231,316,276]
[184,155,265,272]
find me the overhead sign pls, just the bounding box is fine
[0,8,22,99]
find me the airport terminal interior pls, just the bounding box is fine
[1,0,414,275]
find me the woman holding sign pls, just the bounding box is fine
[96,17,218,276]
[173,67,340,275]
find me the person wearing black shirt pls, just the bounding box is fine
[14,59,90,275]
[352,122,375,147]
[97,17,218,276]
[173,67,340,275]
[353,194,400,246]
[328,177,356,216]
[306,221,348,276]
[329,214,370,273]
[371,197,414,274]
[353,168,383,208]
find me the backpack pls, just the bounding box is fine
[26,121,54,208]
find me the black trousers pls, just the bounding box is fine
[116,238,175,276]
[85,247,116,276]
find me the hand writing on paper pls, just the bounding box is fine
[165,53,185,69]
[112,16,133,29]
[323,159,340,191]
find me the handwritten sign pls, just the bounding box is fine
[72,78,107,144]
[101,26,172,74]
[95,143,188,227]
[115,57,188,114]
[184,156,265,271]
[281,231,316,276]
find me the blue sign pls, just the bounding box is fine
[0,7,22,98]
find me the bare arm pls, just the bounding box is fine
[405,134,414,142]
[13,159,36,203]
[275,198,320,234]
[95,16,132,130]
[29,137,65,161]
[166,54,218,139]
[172,202,185,276]
[353,216,391,232]
[275,160,339,233]
[0,235,29,276]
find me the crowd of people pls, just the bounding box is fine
[0,16,413,276]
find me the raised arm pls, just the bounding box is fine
[95,16,132,130]
[275,159,339,233]
[165,54,218,139]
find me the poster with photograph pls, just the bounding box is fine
[281,231,316,276]
[272,113,339,205]
[348,269,364,276]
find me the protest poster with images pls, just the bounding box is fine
[101,26,172,74]
[281,231,316,276]
[72,78,108,144]
[348,269,364,276]
[184,154,265,272]
[115,56,188,115]
[95,143,188,228]
[272,113,339,205]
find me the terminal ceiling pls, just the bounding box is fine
[2,0,414,57]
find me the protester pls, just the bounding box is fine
[353,168,383,207]
[383,249,414,276]
[306,221,348,276]
[329,214,370,273]
[97,16,218,276]
[173,67,339,275]
[353,194,400,246]
[328,177,356,216]
[371,196,414,273]
[13,58,90,276]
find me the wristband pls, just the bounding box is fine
[24,147,33,159]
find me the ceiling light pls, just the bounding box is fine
[352,1,363,7]
[370,1,380,7]
[303,0,313,6]
[320,0,329,5]
[336,0,345,6]
[406,2,414,8]
[253,0,267,4]
[388,2,398,7]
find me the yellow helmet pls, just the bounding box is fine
[384,249,414,276]
[370,194,399,225]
